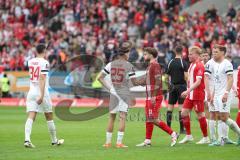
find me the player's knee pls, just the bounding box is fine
[181,110,188,117]
[197,112,205,119]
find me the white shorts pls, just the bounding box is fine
[109,92,131,114]
[26,93,52,113]
[212,94,232,113]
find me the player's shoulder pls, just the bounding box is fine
[223,59,232,66]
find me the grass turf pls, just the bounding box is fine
[0,106,239,160]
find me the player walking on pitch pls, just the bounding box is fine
[205,44,240,146]
[179,46,210,144]
[98,41,140,148]
[136,47,179,147]
[24,44,64,148]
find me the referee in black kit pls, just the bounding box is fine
[166,45,188,134]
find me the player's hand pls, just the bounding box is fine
[222,93,228,103]
[234,90,238,97]
[36,97,43,105]
[181,89,189,98]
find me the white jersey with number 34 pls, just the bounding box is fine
[27,57,50,97]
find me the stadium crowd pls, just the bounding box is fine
[0,0,240,71]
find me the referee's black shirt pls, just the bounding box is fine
[166,58,188,85]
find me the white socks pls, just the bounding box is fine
[106,131,125,144]
[221,122,229,139]
[47,120,57,143]
[106,132,112,144]
[209,120,216,141]
[226,118,240,137]
[25,118,33,142]
[144,139,151,144]
[218,120,224,141]
[117,131,124,144]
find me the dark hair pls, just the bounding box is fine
[174,45,183,54]
[118,41,132,55]
[36,44,46,54]
[143,47,158,58]
[3,74,7,77]
[214,45,226,54]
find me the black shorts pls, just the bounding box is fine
[168,84,186,105]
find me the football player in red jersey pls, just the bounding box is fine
[179,46,210,144]
[136,47,179,147]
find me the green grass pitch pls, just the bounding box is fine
[0,106,239,160]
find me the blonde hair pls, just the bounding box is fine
[188,46,202,55]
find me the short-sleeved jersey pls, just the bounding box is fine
[204,58,215,91]
[102,59,135,94]
[187,60,205,100]
[167,58,188,85]
[205,59,233,96]
[27,57,50,96]
[146,60,162,99]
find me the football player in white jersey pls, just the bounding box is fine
[24,44,64,148]
[98,41,140,148]
[205,44,240,146]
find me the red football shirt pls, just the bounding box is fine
[146,60,162,99]
[187,60,205,100]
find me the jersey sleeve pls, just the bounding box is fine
[224,61,233,75]
[204,60,213,76]
[195,63,204,79]
[128,65,136,79]
[166,59,173,74]
[102,62,111,75]
[40,60,50,75]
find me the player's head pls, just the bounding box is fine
[174,45,183,56]
[212,44,226,61]
[118,41,133,60]
[188,46,202,62]
[36,43,46,55]
[143,47,158,62]
[200,49,210,64]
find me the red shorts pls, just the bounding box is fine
[145,96,163,120]
[183,98,204,113]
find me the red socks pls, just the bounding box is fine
[182,115,191,135]
[236,112,240,127]
[198,117,208,137]
[145,122,154,139]
[157,121,173,135]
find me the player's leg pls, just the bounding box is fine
[179,99,193,144]
[166,88,177,127]
[136,100,153,147]
[177,85,187,134]
[116,111,128,148]
[195,109,209,144]
[219,112,240,145]
[208,111,217,143]
[44,112,64,146]
[24,111,37,148]
[104,113,116,147]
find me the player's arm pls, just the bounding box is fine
[97,63,112,91]
[37,61,49,105]
[222,63,233,103]
[98,72,111,91]
[37,74,46,105]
